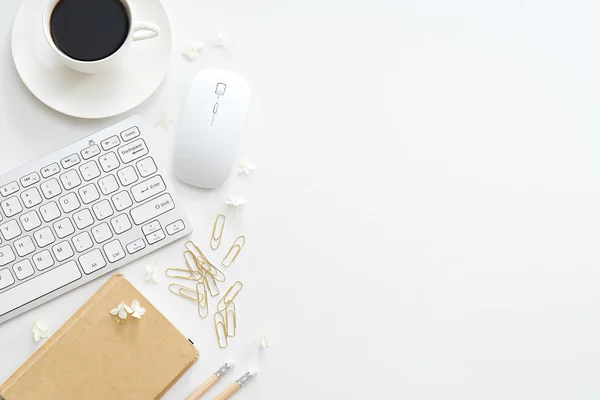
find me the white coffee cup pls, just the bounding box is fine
[42,0,160,74]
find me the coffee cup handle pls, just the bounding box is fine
[132,22,160,41]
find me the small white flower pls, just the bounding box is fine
[32,320,50,342]
[212,33,230,48]
[110,301,133,320]
[155,111,174,131]
[181,40,204,61]
[226,196,245,216]
[130,300,146,319]
[239,160,255,176]
[145,266,161,283]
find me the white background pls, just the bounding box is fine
[1,0,600,398]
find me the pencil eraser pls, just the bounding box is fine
[227,360,236,368]
[249,368,259,377]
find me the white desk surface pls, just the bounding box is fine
[2,0,600,398]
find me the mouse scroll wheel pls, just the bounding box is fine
[215,83,226,96]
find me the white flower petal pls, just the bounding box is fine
[117,301,126,311]
[34,330,41,342]
[132,312,141,318]
[36,320,48,331]
[119,309,128,319]
[110,308,119,316]
[125,305,133,314]
[145,266,152,273]
[152,272,161,283]
[261,331,272,348]
[131,300,140,310]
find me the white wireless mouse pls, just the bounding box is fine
[174,69,250,188]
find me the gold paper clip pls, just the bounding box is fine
[166,267,202,281]
[184,251,203,275]
[186,240,215,267]
[169,283,203,302]
[196,281,209,318]
[196,257,227,282]
[222,236,246,268]
[217,281,244,312]
[225,301,237,337]
[210,214,226,250]
[214,311,228,348]
[203,267,220,297]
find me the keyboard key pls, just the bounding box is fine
[0,261,81,317]
[121,126,140,142]
[14,236,35,257]
[0,268,15,290]
[101,136,120,150]
[73,209,94,229]
[52,241,74,262]
[40,162,60,178]
[53,217,75,239]
[13,260,34,280]
[40,179,62,199]
[99,152,120,172]
[20,211,41,231]
[112,191,133,211]
[110,214,132,234]
[79,249,106,274]
[1,197,22,217]
[40,201,61,222]
[81,144,101,160]
[118,139,149,163]
[91,223,112,243]
[61,154,81,169]
[166,220,186,235]
[59,193,81,213]
[79,183,100,204]
[34,227,55,248]
[136,157,157,178]
[20,172,40,188]
[103,240,125,263]
[126,239,145,254]
[33,250,54,270]
[72,232,93,253]
[60,170,82,190]
[98,175,119,195]
[142,220,161,235]
[146,229,166,245]
[131,175,166,203]
[130,193,175,225]
[92,200,113,220]
[21,187,43,208]
[0,246,16,266]
[0,220,22,241]
[0,182,19,197]
[80,160,101,181]
[117,165,138,186]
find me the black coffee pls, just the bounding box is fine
[50,0,130,62]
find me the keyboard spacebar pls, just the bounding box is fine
[0,261,82,317]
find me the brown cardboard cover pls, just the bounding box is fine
[0,274,199,399]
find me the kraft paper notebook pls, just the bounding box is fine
[0,274,198,400]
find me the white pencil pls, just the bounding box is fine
[215,368,258,400]
[185,360,235,400]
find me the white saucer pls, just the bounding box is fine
[12,0,172,119]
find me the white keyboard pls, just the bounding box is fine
[0,116,192,324]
